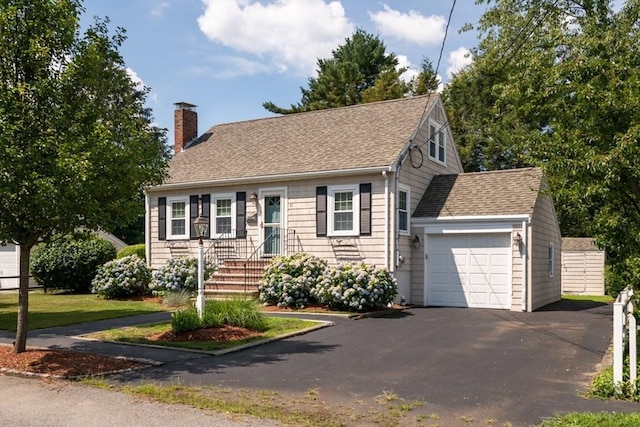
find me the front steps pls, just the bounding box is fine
[205,259,269,298]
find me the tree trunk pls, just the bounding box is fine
[14,244,33,354]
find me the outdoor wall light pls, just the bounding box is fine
[513,232,523,247]
[412,235,420,249]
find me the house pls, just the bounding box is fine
[561,237,605,295]
[145,95,561,311]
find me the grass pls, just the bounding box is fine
[561,294,614,304]
[85,317,321,351]
[539,412,640,426]
[80,380,436,427]
[0,290,165,331]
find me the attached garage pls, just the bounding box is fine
[0,244,19,289]
[427,233,512,309]
[411,168,562,312]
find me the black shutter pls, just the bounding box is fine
[316,186,327,237]
[201,194,210,239]
[360,183,372,236]
[189,195,199,239]
[236,192,246,239]
[158,197,166,241]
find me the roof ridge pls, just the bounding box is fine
[459,167,539,176]
[205,94,435,130]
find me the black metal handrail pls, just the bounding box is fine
[244,228,298,293]
[204,230,254,268]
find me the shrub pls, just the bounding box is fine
[258,253,328,308]
[204,298,267,331]
[162,290,192,308]
[117,244,146,259]
[171,308,201,333]
[312,262,397,312]
[91,255,152,299]
[150,257,214,297]
[31,232,117,293]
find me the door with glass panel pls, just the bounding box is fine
[262,192,283,256]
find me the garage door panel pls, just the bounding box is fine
[427,233,512,310]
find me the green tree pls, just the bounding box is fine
[263,29,399,114]
[409,57,439,95]
[0,0,169,352]
[444,0,640,291]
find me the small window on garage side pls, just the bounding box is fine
[168,198,188,239]
[398,186,409,234]
[548,242,555,277]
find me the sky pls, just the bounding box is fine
[80,0,489,144]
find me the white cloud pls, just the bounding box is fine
[446,47,472,78]
[369,4,446,45]
[126,67,145,91]
[197,0,354,76]
[151,2,170,19]
[396,55,417,84]
[126,67,160,103]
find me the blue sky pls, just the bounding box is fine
[81,0,488,142]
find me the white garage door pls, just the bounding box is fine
[427,233,511,309]
[0,244,19,289]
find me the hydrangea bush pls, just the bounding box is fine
[150,257,214,297]
[258,253,328,308]
[91,255,152,299]
[311,262,398,311]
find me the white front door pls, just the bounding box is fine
[260,189,286,256]
[426,233,512,309]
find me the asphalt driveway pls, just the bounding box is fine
[101,301,638,425]
[2,300,639,425]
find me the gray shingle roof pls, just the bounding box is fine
[165,95,437,184]
[413,168,543,218]
[562,237,600,251]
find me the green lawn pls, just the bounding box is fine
[0,290,165,331]
[562,294,614,304]
[539,412,640,426]
[85,317,322,352]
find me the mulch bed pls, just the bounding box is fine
[0,346,143,378]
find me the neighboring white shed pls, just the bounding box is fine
[561,237,605,295]
[0,244,19,289]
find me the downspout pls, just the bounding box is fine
[382,171,390,270]
[521,219,528,312]
[145,193,151,267]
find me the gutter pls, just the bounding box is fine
[148,165,393,192]
[521,218,530,312]
[382,171,390,270]
[145,193,151,266]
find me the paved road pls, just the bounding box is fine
[0,375,281,427]
[1,301,639,426]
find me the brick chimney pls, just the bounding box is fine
[174,102,197,154]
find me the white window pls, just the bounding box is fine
[212,194,236,237]
[429,121,446,164]
[398,185,410,234]
[167,197,189,240]
[328,185,359,236]
[548,242,555,277]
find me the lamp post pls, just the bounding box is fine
[193,214,208,320]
